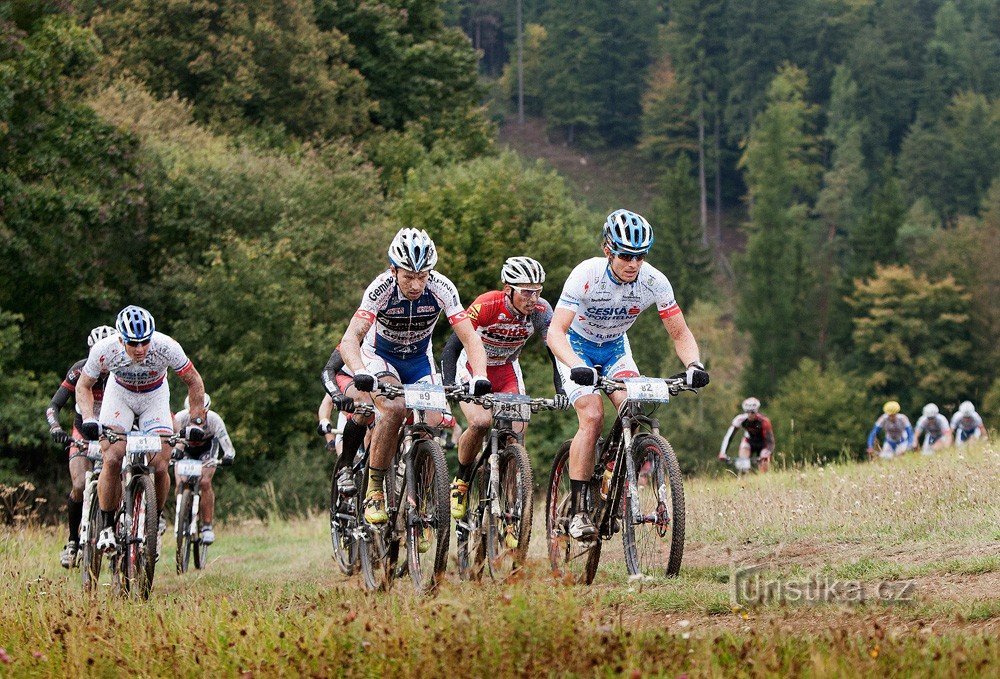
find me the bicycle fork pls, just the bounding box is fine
[79,470,98,546]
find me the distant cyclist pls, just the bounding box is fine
[719,397,775,472]
[548,209,708,541]
[440,256,559,520]
[76,305,208,553]
[866,401,914,459]
[319,345,372,495]
[44,325,116,568]
[913,403,952,453]
[950,401,987,445]
[338,228,492,525]
[172,394,235,545]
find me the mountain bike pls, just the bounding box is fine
[452,392,568,580]
[75,439,105,592]
[546,375,696,585]
[103,431,177,599]
[328,403,374,577]
[172,439,230,574]
[355,383,453,593]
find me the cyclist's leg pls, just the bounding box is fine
[198,460,217,525]
[96,381,133,520]
[736,439,753,473]
[135,385,176,513]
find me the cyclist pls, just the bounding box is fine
[719,397,776,472]
[320,345,373,495]
[913,403,952,453]
[865,400,914,459]
[950,401,987,445]
[547,209,708,541]
[172,393,235,545]
[44,325,116,568]
[339,228,492,525]
[440,256,560,520]
[76,305,208,553]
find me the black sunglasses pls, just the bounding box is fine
[614,253,646,263]
[125,338,151,348]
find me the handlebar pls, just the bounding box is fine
[103,431,188,446]
[71,439,103,462]
[595,375,696,396]
[447,390,570,412]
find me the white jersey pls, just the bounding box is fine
[915,413,951,438]
[83,332,193,392]
[950,411,983,432]
[556,258,681,343]
[175,409,236,459]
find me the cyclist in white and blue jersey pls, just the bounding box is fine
[866,401,914,458]
[950,401,987,445]
[339,228,492,524]
[547,210,709,540]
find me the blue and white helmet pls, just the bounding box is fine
[388,228,438,272]
[88,325,117,347]
[115,305,155,343]
[603,209,654,255]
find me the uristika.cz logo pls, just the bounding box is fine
[730,565,916,607]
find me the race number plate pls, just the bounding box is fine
[175,459,203,477]
[622,377,671,403]
[491,393,532,422]
[126,434,162,454]
[403,384,450,412]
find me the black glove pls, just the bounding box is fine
[171,447,185,461]
[81,419,102,442]
[325,439,339,453]
[685,361,710,388]
[469,376,493,396]
[570,366,598,386]
[50,426,71,446]
[221,452,235,466]
[317,419,334,437]
[552,394,571,410]
[353,370,376,393]
[185,425,205,442]
[331,394,355,413]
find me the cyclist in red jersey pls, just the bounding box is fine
[441,257,563,519]
[719,397,775,472]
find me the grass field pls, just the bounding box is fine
[1,442,997,677]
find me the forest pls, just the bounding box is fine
[1,0,997,517]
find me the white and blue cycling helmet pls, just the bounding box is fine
[603,209,654,255]
[115,305,155,343]
[87,325,117,347]
[388,228,438,272]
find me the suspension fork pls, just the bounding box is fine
[621,412,642,524]
[488,428,503,519]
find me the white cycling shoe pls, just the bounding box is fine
[96,527,117,553]
[568,512,597,541]
[60,541,80,569]
[200,526,215,545]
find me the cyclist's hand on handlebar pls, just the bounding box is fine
[222,452,235,466]
[317,419,335,437]
[718,452,729,462]
[50,426,70,446]
[352,370,376,393]
[570,365,598,386]
[469,376,492,396]
[171,447,185,461]
[331,394,355,413]
[81,419,102,442]
[685,361,709,387]
[325,439,338,454]
[185,425,205,442]
[553,393,571,410]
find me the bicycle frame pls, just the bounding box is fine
[595,403,662,539]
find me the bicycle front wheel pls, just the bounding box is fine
[406,439,451,593]
[622,434,685,578]
[546,440,601,585]
[329,468,357,576]
[80,488,103,592]
[176,489,193,574]
[456,463,487,582]
[486,443,533,579]
[124,474,158,599]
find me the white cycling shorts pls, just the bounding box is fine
[99,378,174,435]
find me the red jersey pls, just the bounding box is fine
[466,290,552,366]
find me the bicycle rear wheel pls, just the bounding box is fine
[456,462,487,581]
[124,475,158,599]
[546,440,601,585]
[80,488,103,592]
[486,443,533,579]
[176,489,193,574]
[622,434,685,577]
[406,439,451,593]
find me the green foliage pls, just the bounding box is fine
[768,359,870,463]
[847,264,974,408]
[497,23,547,117]
[638,52,697,163]
[0,310,49,451]
[647,155,712,307]
[394,150,598,300]
[736,64,822,397]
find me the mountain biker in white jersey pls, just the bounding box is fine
[950,401,987,445]
[547,209,709,541]
[866,400,914,459]
[173,393,235,545]
[76,305,208,553]
[338,228,492,525]
[913,403,952,453]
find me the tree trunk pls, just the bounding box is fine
[697,88,708,247]
[713,108,722,245]
[516,0,524,125]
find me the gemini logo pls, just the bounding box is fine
[730,564,916,607]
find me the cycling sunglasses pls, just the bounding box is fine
[125,338,151,348]
[509,285,543,298]
[614,253,646,263]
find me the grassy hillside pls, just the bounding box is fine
[1,443,997,676]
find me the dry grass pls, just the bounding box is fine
[0,443,997,677]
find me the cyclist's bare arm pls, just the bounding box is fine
[340,315,374,375]
[661,310,700,367]
[453,317,489,376]
[720,425,737,457]
[179,365,207,423]
[546,307,584,369]
[75,373,98,421]
[318,394,335,422]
